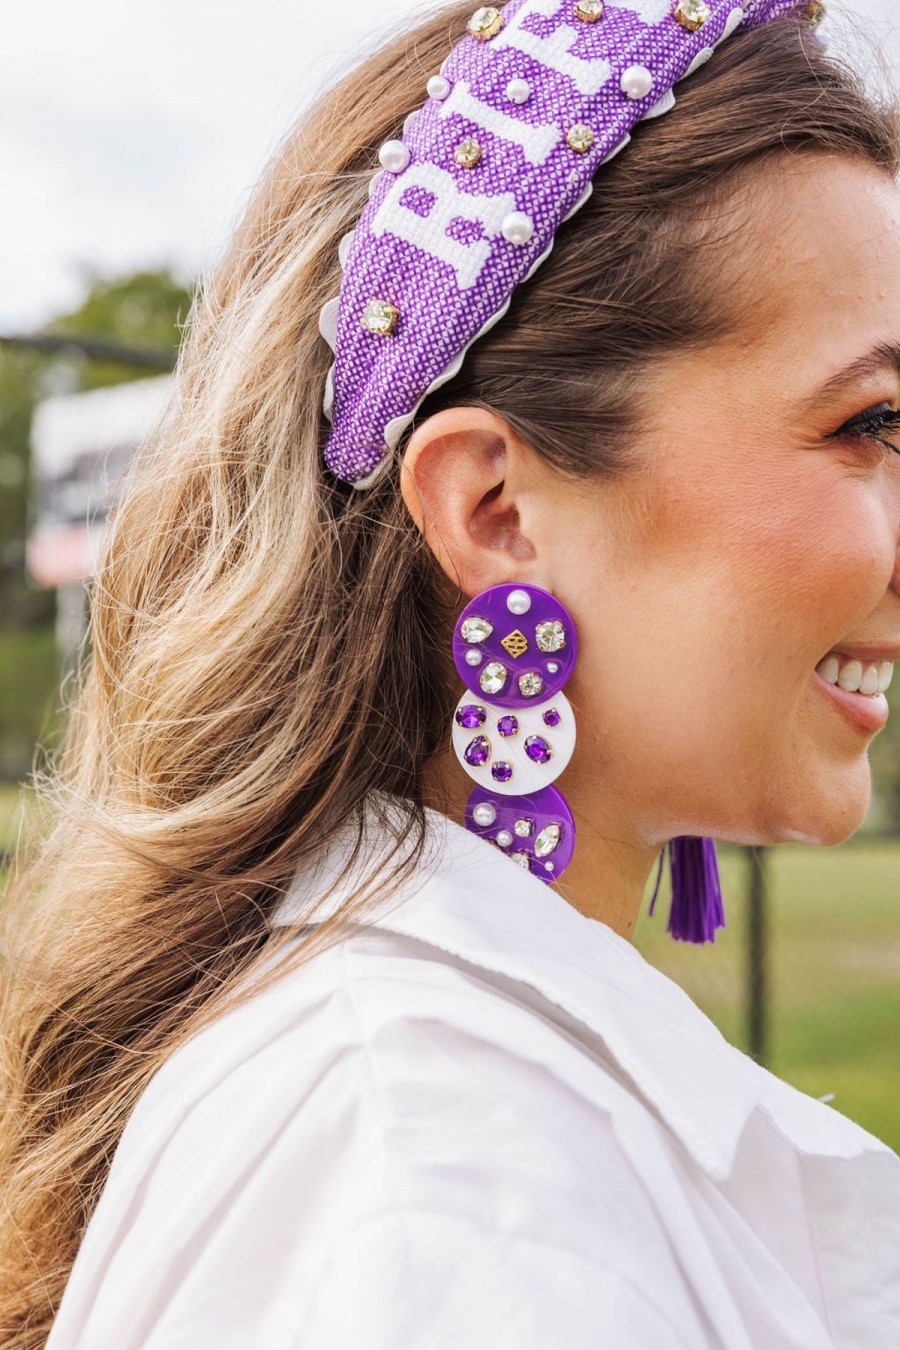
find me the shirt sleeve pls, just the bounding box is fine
[298,1207,693,1350]
[45,941,705,1350]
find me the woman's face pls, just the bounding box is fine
[551,154,900,848]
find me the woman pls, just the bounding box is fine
[2,0,899,1344]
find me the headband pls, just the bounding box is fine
[319,0,825,487]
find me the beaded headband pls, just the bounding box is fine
[319,0,825,487]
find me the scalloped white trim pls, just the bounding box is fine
[337,229,356,269]
[643,88,676,119]
[318,295,339,351]
[716,6,745,43]
[323,365,335,423]
[679,45,714,78]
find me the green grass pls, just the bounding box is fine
[634,840,900,1153]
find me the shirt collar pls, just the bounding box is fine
[271,797,892,1182]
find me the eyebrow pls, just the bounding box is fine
[810,340,900,407]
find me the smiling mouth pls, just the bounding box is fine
[814,651,895,698]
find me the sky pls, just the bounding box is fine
[1,0,897,331]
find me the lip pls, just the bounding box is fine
[812,670,890,735]
[825,643,900,663]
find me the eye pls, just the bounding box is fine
[832,402,900,457]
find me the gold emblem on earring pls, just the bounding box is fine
[467,6,503,39]
[673,0,711,31]
[566,123,595,154]
[454,137,483,169]
[500,630,529,660]
[574,0,604,21]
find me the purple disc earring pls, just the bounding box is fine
[451,583,577,882]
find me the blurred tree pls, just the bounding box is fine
[51,268,192,391]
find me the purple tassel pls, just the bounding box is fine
[649,836,726,944]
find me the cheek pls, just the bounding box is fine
[644,451,890,663]
[563,453,892,788]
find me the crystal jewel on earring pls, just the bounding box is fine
[464,735,491,766]
[524,735,552,764]
[461,616,493,643]
[534,824,562,857]
[535,620,566,653]
[518,671,544,698]
[456,703,487,729]
[480,661,508,694]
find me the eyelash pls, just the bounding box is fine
[834,403,900,457]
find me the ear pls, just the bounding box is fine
[399,406,543,597]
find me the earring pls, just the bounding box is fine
[649,837,726,943]
[451,583,577,882]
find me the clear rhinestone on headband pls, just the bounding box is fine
[674,0,711,31]
[360,299,399,336]
[467,6,504,39]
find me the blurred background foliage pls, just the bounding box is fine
[0,268,192,780]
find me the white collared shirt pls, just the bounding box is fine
[47,804,900,1349]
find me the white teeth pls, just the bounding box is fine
[837,660,863,692]
[818,655,840,685]
[816,653,895,696]
[859,665,880,695]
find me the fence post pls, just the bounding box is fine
[746,845,769,1065]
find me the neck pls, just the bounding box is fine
[420,754,662,940]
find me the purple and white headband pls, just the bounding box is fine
[319,0,825,487]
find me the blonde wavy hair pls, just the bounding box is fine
[2,3,898,1341]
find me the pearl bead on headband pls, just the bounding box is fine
[319,0,826,488]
